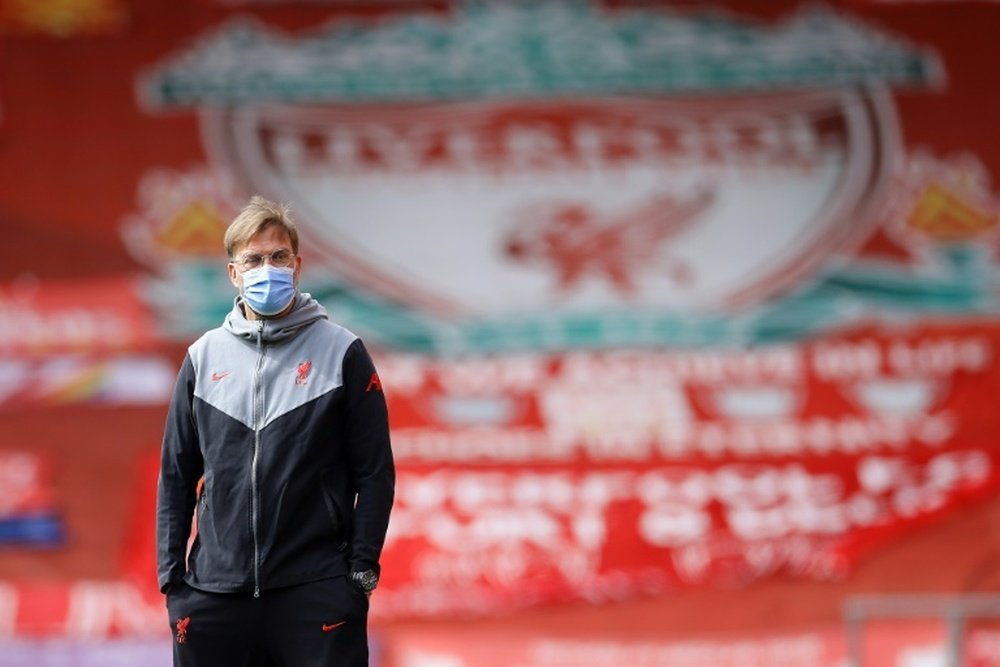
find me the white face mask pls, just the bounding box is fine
[241,264,296,316]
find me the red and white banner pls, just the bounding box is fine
[383,322,998,466]
[370,321,1000,616]
[0,277,159,358]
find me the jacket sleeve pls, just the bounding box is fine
[341,338,395,575]
[156,354,203,593]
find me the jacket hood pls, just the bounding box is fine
[223,292,328,344]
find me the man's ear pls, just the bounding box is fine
[227,262,241,288]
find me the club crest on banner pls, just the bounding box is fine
[136,2,948,351]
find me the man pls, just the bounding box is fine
[156,195,395,666]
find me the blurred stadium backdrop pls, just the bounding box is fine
[2,0,1000,665]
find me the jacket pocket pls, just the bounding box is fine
[319,470,349,551]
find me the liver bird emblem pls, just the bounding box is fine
[504,190,713,293]
[175,615,191,644]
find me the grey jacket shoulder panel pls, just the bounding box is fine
[190,318,358,430]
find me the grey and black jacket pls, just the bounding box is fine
[156,293,395,596]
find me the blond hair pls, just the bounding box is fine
[224,195,300,258]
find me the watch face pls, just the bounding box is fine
[353,570,378,592]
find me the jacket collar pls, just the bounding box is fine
[223,292,328,344]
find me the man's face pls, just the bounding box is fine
[227,224,303,302]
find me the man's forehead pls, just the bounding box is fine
[236,226,293,253]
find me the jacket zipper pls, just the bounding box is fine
[251,320,265,598]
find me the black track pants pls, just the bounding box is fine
[165,576,370,666]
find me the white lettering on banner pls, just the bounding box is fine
[725,494,883,541]
[0,303,135,353]
[393,428,574,462]
[379,336,992,398]
[379,348,807,396]
[435,356,548,394]
[654,413,955,459]
[392,413,956,463]
[392,471,634,518]
[812,337,991,380]
[812,341,882,380]
[719,452,988,543]
[389,471,634,587]
[383,333,989,467]
[373,355,428,394]
[305,114,825,176]
[541,386,692,447]
[889,337,991,374]
[558,348,804,386]
[384,452,992,595]
[638,505,711,547]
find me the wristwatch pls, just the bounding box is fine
[350,569,379,593]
